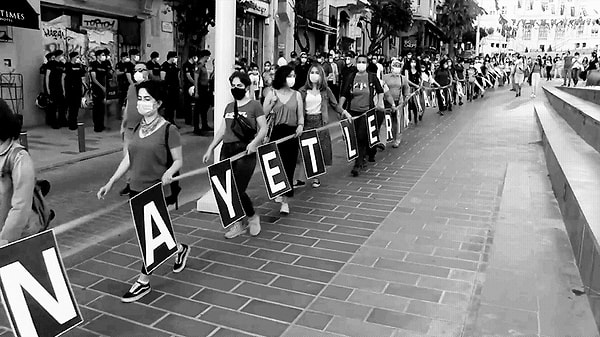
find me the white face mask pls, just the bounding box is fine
[286,77,296,88]
[392,67,401,74]
[133,72,145,83]
[137,101,155,115]
[356,63,367,72]
[309,73,320,83]
[133,55,140,62]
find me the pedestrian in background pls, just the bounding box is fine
[261,61,274,104]
[530,56,543,98]
[89,49,110,132]
[46,50,68,129]
[116,51,135,113]
[160,51,180,126]
[194,50,213,135]
[182,50,198,126]
[146,51,161,82]
[512,56,526,97]
[248,63,263,100]
[203,71,266,238]
[545,56,553,81]
[64,51,86,130]
[97,80,190,303]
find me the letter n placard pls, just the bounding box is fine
[0,230,83,337]
[208,159,246,229]
[130,183,178,274]
[257,142,292,200]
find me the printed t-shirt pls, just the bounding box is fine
[222,100,264,143]
[349,72,370,112]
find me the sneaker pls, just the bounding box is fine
[225,222,247,239]
[119,184,131,196]
[122,281,151,303]
[392,140,401,148]
[293,180,306,187]
[275,196,283,203]
[248,215,261,236]
[173,244,190,273]
[375,143,385,151]
[280,202,290,214]
[351,167,360,177]
[368,155,376,163]
[312,179,321,188]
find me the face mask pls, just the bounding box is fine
[301,58,307,63]
[329,58,334,63]
[286,77,296,88]
[137,101,155,115]
[309,73,320,83]
[74,59,81,64]
[133,72,145,83]
[124,58,131,63]
[133,55,140,62]
[392,67,401,74]
[264,66,270,71]
[172,58,178,63]
[356,63,367,72]
[346,59,352,65]
[100,56,107,62]
[231,87,246,100]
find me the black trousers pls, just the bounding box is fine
[47,89,67,127]
[65,89,82,128]
[92,88,105,131]
[350,111,377,169]
[194,87,210,131]
[270,124,298,198]
[221,141,256,217]
[436,87,452,111]
[182,86,193,124]
[163,85,179,123]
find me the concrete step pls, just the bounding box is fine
[535,101,600,331]
[558,86,600,106]
[543,86,600,154]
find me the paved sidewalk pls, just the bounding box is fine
[0,86,595,336]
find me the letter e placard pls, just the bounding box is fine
[130,183,178,274]
[340,119,358,161]
[366,110,380,148]
[208,159,246,229]
[257,142,292,199]
[299,130,326,179]
[0,230,82,337]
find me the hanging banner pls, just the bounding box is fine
[366,110,380,148]
[66,29,87,59]
[299,130,326,179]
[207,159,245,228]
[41,23,67,55]
[340,119,358,161]
[385,113,394,142]
[129,183,178,274]
[257,142,292,199]
[0,230,83,337]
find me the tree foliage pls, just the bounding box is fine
[462,27,488,45]
[356,0,413,54]
[436,0,484,55]
[290,0,321,53]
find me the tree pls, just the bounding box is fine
[351,0,413,54]
[290,0,323,53]
[462,27,488,46]
[436,0,484,57]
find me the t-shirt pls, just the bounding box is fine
[182,61,197,87]
[116,61,134,89]
[146,60,162,77]
[435,68,452,86]
[64,62,86,91]
[222,100,264,143]
[564,56,574,68]
[195,64,210,88]
[350,72,371,112]
[128,122,181,193]
[161,61,180,87]
[249,73,262,93]
[90,60,109,89]
[383,73,408,102]
[48,60,65,89]
[455,64,465,80]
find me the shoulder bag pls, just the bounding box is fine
[231,101,257,144]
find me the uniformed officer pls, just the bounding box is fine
[181,50,198,125]
[89,49,110,132]
[116,51,134,112]
[160,51,180,125]
[193,49,212,135]
[146,51,161,81]
[64,51,86,130]
[46,50,68,129]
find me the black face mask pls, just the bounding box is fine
[231,87,246,100]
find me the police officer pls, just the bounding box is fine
[89,49,110,132]
[146,51,161,81]
[47,50,68,129]
[116,51,135,112]
[193,49,212,134]
[182,50,198,125]
[160,51,180,125]
[64,52,86,130]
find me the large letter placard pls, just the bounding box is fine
[257,142,292,199]
[385,113,394,142]
[299,130,326,179]
[366,110,380,148]
[208,159,246,228]
[340,119,358,161]
[130,183,178,274]
[0,230,82,337]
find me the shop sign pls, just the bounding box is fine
[0,1,39,30]
[403,37,417,49]
[81,15,118,31]
[245,0,270,17]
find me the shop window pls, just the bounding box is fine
[235,16,263,66]
[524,26,531,40]
[539,26,548,40]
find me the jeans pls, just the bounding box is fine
[270,124,298,197]
[220,141,257,217]
[349,111,377,169]
[163,85,179,123]
[572,68,580,86]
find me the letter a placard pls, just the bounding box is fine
[0,230,82,337]
[208,159,246,228]
[130,183,178,274]
[366,110,380,148]
[257,142,292,200]
[340,119,358,161]
[299,130,326,179]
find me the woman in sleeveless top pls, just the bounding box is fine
[263,65,304,215]
[512,57,526,97]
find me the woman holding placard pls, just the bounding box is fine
[202,71,267,239]
[263,65,304,214]
[298,64,352,188]
[97,81,190,303]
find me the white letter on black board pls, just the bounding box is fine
[367,113,379,146]
[340,120,358,161]
[301,137,319,173]
[385,113,393,142]
[144,201,177,266]
[262,151,286,194]
[211,169,236,217]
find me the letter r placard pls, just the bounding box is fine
[130,183,178,274]
[208,159,246,229]
[257,142,292,200]
[0,230,83,337]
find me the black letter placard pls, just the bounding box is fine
[257,142,292,199]
[299,130,326,179]
[130,183,178,274]
[0,230,82,337]
[385,112,394,142]
[339,119,358,161]
[366,110,379,148]
[208,159,246,228]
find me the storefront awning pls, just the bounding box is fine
[0,0,39,30]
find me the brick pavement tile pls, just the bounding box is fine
[142,275,202,298]
[87,295,166,325]
[341,264,420,285]
[366,192,407,201]
[366,308,431,334]
[343,197,399,207]
[61,326,100,337]
[294,256,344,272]
[414,236,461,250]
[440,291,470,310]
[309,297,372,320]
[448,269,477,283]
[321,285,354,300]
[284,244,352,262]
[433,247,482,262]
[314,239,360,253]
[181,211,220,222]
[405,252,479,271]
[241,299,302,323]
[471,304,538,336]
[80,306,102,321]
[354,245,408,262]
[349,254,378,266]
[358,202,399,212]
[337,205,391,218]
[211,328,255,337]
[193,288,250,310]
[374,258,451,278]
[201,306,289,336]
[239,237,290,251]
[319,217,379,230]
[292,200,337,210]
[262,261,335,283]
[251,248,300,264]
[330,226,373,237]
[303,229,367,245]
[180,256,211,271]
[204,262,277,285]
[199,250,267,269]
[397,226,443,239]
[347,213,386,223]
[151,294,209,317]
[280,212,325,223]
[336,190,373,198]
[310,208,349,219]
[459,241,485,252]
[426,319,463,337]
[446,219,492,230]
[95,251,139,266]
[406,299,468,323]
[173,223,197,235]
[67,268,104,288]
[347,289,410,312]
[154,314,217,336]
[273,233,319,246]
[173,269,240,292]
[384,283,443,303]
[271,276,325,295]
[331,273,387,292]
[188,228,233,241]
[417,275,472,294]
[363,237,390,248]
[295,311,333,330]
[72,285,103,305]
[75,259,139,282]
[233,282,315,308]
[277,218,335,232]
[194,238,257,256]
[434,205,492,217]
[326,316,396,337]
[264,223,308,235]
[112,242,142,257]
[284,325,344,337]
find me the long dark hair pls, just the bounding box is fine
[0,99,21,141]
[272,65,294,90]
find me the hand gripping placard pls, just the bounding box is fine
[208,159,246,229]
